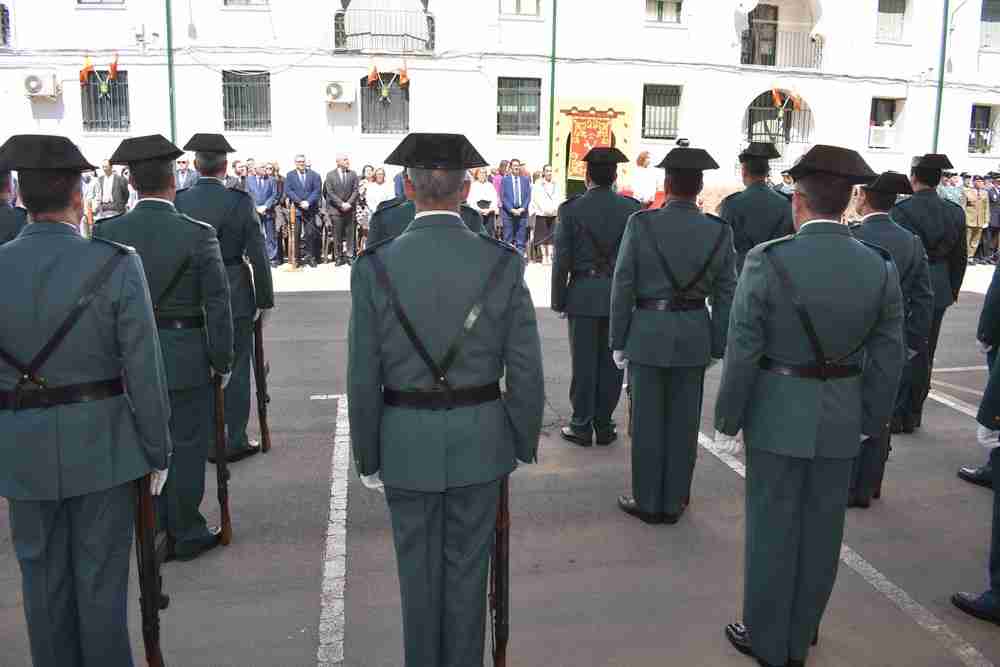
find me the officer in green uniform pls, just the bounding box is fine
[0,135,172,667]
[848,171,933,508]
[610,145,736,524]
[175,133,275,463]
[890,154,966,433]
[718,143,794,274]
[552,147,642,447]
[714,145,904,667]
[368,184,485,243]
[0,170,27,243]
[348,133,544,667]
[96,135,235,561]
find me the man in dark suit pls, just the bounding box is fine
[285,154,323,267]
[500,158,532,253]
[174,154,199,190]
[323,154,360,266]
[0,170,27,244]
[92,160,129,221]
[393,170,407,200]
[249,163,280,266]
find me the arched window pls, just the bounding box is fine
[743,90,813,153]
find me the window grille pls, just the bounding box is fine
[81,70,130,132]
[876,0,906,42]
[970,105,996,154]
[642,84,681,139]
[646,0,681,23]
[744,91,813,149]
[497,77,541,136]
[500,0,539,16]
[983,0,1000,48]
[222,71,272,132]
[361,73,410,135]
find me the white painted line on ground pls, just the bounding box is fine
[928,389,981,419]
[697,432,994,667]
[932,379,985,399]
[317,394,350,667]
[934,366,989,374]
[311,394,341,401]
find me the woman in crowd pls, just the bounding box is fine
[531,164,561,264]
[469,167,500,239]
[355,164,375,253]
[272,161,288,265]
[365,167,395,213]
[631,151,660,209]
[493,159,509,199]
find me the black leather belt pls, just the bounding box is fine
[928,257,947,265]
[0,378,124,411]
[156,316,205,330]
[636,298,705,312]
[759,356,862,380]
[224,257,245,266]
[383,382,501,411]
[572,269,612,279]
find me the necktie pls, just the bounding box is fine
[514,177,520,208]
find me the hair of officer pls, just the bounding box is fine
[407,167,467,202]
[195,152,227,177]
[743,157,769,179]
[911,167,942,188]
[863,189,897,213]
[130,159,175,194]
[18,170,80,215]
[665,169,703,198]
[794,174,853,218]
[587,163,617,188]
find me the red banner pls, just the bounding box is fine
[568,116,613,180]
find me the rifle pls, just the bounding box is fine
[253,317,272,453]
[624,365,633,440]
[489,475,511,666]
[135,474,168,667]
[214,376,233,546]
[84,200,94,238]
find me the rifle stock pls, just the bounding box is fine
[490,475,510,666]
[135,475,167,667]
[85,201,94,238]
[253,317,272,453]
[214,377,233,546]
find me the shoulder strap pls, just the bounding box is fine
[685,227,728,293]
[898,235,918,286]
[155,256,192,313]
[640,221,727,296]
[764,249,828,367]
[576,222,616,274]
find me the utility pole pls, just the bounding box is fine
[547,0,558,165]
[165,0,177,144]
[932,0,950,152]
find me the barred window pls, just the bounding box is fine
[500,0,539,16]
[970,105,997,154]
[983,0,1000,48]
[77,0,125,4]
[497,77,541,136]
[361,73,409,135]
[876,0,906,42]
[646,0,682,23]
[0,4,10,47]
[222,71,271,132]
[224,0,269,5]
[642,84,681,139]
[81,70,130,133]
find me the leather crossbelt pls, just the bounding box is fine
[0,378,124,411]
[156,316,205,330]
[636,297,705,312]
[383,382,501,411]
[758,357,861,380]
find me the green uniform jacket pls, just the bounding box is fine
[0,223,172,500]
[851,213,934,344]
[367,198,485,244]
[552,187,642,316]
[890,190,967,309]
[175,177,275,318]
[717,183,794,273]
[0,205,27,244]
[348,214,545,492]
[610,200,737,366]
[715,222,905,459]
[95,199,234,390]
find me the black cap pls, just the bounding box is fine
[582,147,629,164]
[656,147,720,171]
[786,145,876,185]
[862,171,913,196]
[675,138,691,147]
[0,134,95,171]
[183,133,236,154]
[960,172,971,178]
[911,154,954,170]
[110,134,183,166]
[739,142,781,162]
[384,133,488,169]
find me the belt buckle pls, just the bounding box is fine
[13,374,46,412]
[818,363,833,381]
[435,378,455,411]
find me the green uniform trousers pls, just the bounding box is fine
[568,316,623,432]
[226,316,254,455]
[630,363,705,515]
[849,432,891,505]
[385,479,500,667]
[158,384,217,554]
[9,482,136,667]
[745,448,853,666]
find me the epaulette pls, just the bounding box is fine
[721,191,739,204]
[357,236,394,258]
[175,187,191,197]
[759,234,795,252]
[94,212,125,226]
[559,194,582,211]
[703,212,727,225]
[376,197,407,212]
[858,239,893,263]
[179,213,214,232]
[478,234,519,254]
[91,235,135,255]
[622,194,641,205]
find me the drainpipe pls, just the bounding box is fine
[931,0,950,152]
[166,0,178,143]
[547,0,558,164]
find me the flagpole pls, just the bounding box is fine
[165,0,177,144]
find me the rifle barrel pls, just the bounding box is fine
[214,377,233,546]
[253,317,272,453]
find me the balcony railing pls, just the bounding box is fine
[334,9,435,53]
[970,128,996,155]
[741,21,823,70]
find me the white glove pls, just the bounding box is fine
[557,311,568,320]
[860,434,871,443]
[713,429,743,456]
[978,424,1000,450]
[978,339,993,354]
[612,350,628,370]
[707,357,721,369]
[361,472,385,493]
[255,308,272,325]
[150,469,169,496]
[212,368,232,389]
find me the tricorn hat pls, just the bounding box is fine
[786,145,876,185]
[738,142,781,162]
[656,147,720,171]
[183,133,236,154]
[385,133,488,169]
[911,154,954,170]
[582,147,629,164]
[0,134,95,172]
[862,171,913,196]
[110,134,183,165]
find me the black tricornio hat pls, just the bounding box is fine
[384,133,488,169]
[0,134,95,171]
[862,171,913,195]
[582,147,629,164]
[911,154,954,170]
[786,145,876,185]
[183,133,236,154]
[656,147,720,171]
[738,142,781,162]
[110,134,183,165]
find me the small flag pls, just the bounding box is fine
[771,88,783,109]
[109,53,119,80]
[80,56,94,84]
[367,64,379,87]
[398,64,409,88]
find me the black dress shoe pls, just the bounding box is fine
[958,465,994,489]
[617,495,665,525]
[165,527,223,563]
[560,426,592,447]
[595,429,618,446]
[208,441,262,465]
[725,622,753,657]
[952,592,1000,625]
[890,416,904,434]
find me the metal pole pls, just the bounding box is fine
[547,0,558,164]
[165,0,177,144]
[932,0,950,152]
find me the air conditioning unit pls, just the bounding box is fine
[24,72,60,99]
[869,125,896,150]
[326,81,355,106]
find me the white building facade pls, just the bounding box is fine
[1,0,999,186]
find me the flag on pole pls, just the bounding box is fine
[80,56,94,84]
[109,53,119,80]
